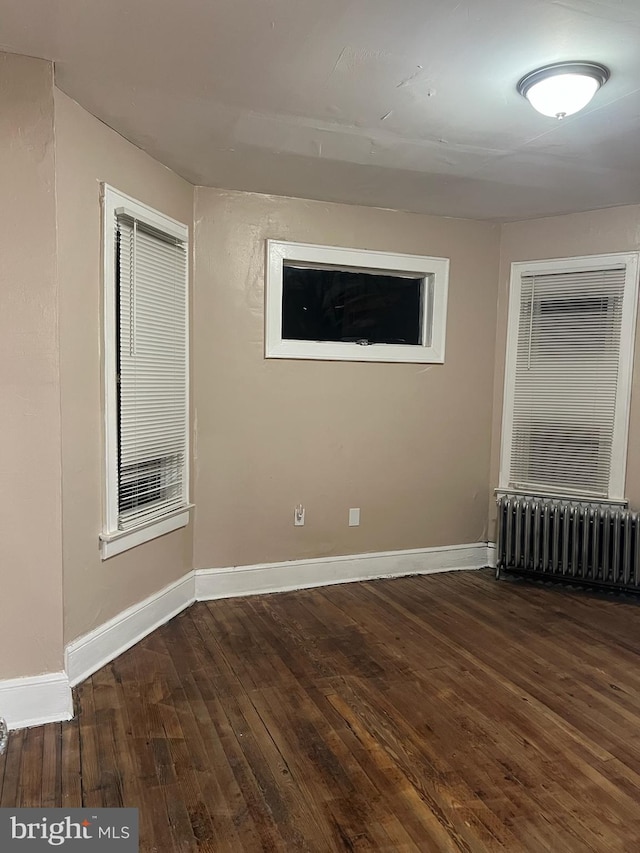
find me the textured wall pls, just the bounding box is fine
[193,188,501,569]
[0,53,63,677]
[489,205,640,535]
[54,90,194,644]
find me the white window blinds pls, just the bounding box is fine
[501,255,639,501]
[116,214,188,529]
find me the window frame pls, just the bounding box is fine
[499,252,640,501]
[100,184,191,559]
[265,240,449,363]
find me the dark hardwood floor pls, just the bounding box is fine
[3,570,640,851]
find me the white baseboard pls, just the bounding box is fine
[65,572,196,687]
[62,542,490,698]
[195,542,489,601]
[0,672,72,731]
[487,541,497,569]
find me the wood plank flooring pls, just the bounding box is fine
[3,570,640,851]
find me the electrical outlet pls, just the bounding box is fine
[294,504,305,526]
[349,507,360,527]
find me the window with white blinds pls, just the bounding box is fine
[101,186,189,558]
[500,253,639,501]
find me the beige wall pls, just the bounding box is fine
[54,90,194,644]
[193,189,501,569]
[0,54,64,677]
[489,205,640,536]
[14,47,639,673]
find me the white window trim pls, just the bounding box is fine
[499,251,640,501]
[265,240,449,363]
[99,509,192,559]
[100,184,191,559]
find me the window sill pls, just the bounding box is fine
[100,507,192,559]
[495,487,627,507]
[266,339,445,363]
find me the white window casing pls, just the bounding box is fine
[100,185,191,558]
[499,252,640,502]
[265,240,449,363]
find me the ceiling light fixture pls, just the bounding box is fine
[517,61,609,119]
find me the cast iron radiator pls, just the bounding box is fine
[496,494,640,593]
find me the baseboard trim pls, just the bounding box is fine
[487,541,497,569]
[65,572,196,687]
[0,672,72,731]
[62,542,490,696]
[195,542,489,601]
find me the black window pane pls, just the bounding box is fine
[282,266,422,345]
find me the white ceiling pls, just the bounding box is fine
[2,0,640,220]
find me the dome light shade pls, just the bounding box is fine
[517,62,609,119]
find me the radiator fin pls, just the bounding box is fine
[497,495,640,592]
